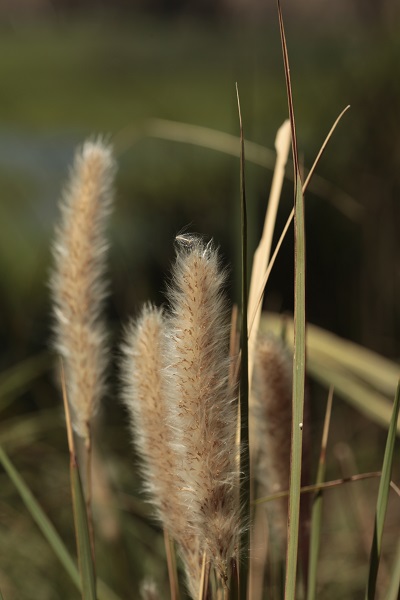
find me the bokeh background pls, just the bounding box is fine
[1,0,400,361]
[0,1,399,598]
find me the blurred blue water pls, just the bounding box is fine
[0,128,83,229]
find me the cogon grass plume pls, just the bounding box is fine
[165,235,240,586]
[50,138,115,548]
[252,333,293,556]
[50,139,115,443]
[121,235,241,597]
[121,305,175,525]
[121,304,202,598]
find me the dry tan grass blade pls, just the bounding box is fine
[248,119,291,386]
[247,120,291,600]
[249,106,350,335]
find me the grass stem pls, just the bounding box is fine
[236,82,250,598]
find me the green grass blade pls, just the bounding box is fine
[0,444,122,600]
[385,536,400,600]
[306,358,398,434]
[262,316,398,398]
[307,387,333,600]
[275,1,306,596]
[261,315,400,434]
[301,323,397,397]
[236,82,250,597]
[285,169,306,600]
[365,381,400,599]
[70,453,97,600]
[0,443,81,589]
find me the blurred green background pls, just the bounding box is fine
[0,0,399,363]
[0,1,399,598]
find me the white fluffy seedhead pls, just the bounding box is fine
[50,139,115,439]
[121,236,241,596]
[121,305,178,522]
[165,235,240,582]
[120,304,203,597]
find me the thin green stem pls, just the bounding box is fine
[236,82,250,599]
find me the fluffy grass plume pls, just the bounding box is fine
[50,139,115,441]
[252,332,310,573]
[165,235,240,584]
[121,306,176,523]
[252,333,293,553]
[121,304,202,598]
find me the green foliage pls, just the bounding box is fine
[262,315,400,435]
[0,443,81,591]
[285,170,306,600]
[365,383,400,599]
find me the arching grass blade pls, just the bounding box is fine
[365,381,400,599]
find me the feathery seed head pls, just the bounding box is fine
[166,235,240,581]
[50,139,115,439]
[120,305,174,510]
[121,303,203,597]
[121,236,240,596]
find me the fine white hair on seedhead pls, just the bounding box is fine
[120,236,241,596]
[50,138,115,440]
[165,235,240,584]
[120,305,178,525]
[120,304,203,598]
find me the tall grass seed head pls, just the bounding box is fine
[50,138,115,439]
